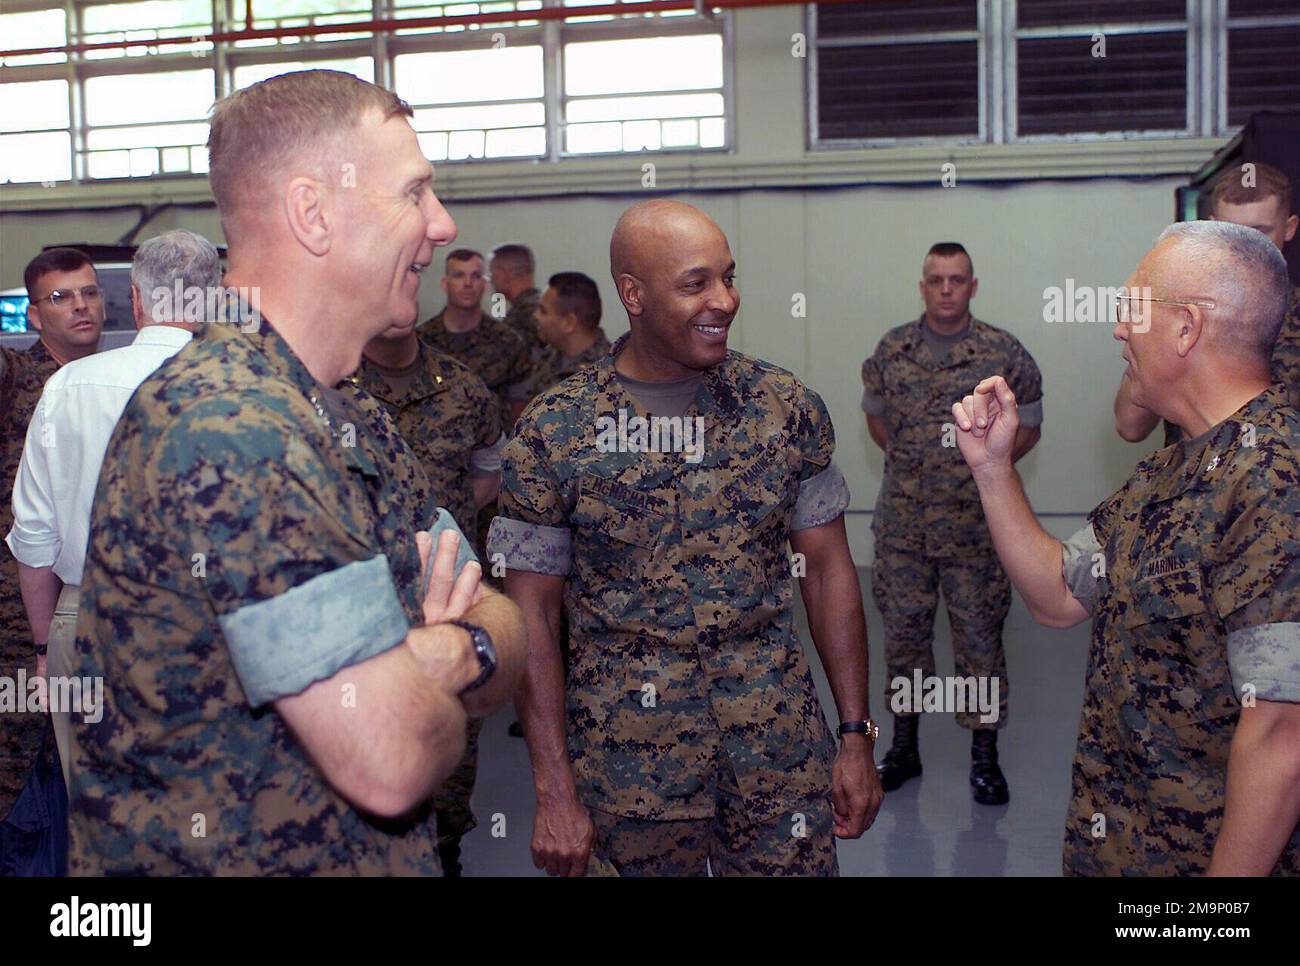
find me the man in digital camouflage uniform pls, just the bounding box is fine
[1115,161,1299,444]
[530,270,611,399]
[954,221,1300,875]
[491,242,542,352]
[350,320,506,877]
[66,69,525,876]
[419,248,533,427]
[1,247,102,818]
[861,242,1042,805]
[490,199,883,876]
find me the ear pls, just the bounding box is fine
[440,275,449,295]
[1285,213,1298,244]
[1175,304,1206,358]
[969,276,979,300]
[26,302,41,332]
[283,176,332,257]
[561,311,580,336]
[131,283,146,329]
[616,273,644,319]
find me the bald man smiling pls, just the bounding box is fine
[490,200,883,876]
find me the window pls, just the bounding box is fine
[0,0,731,185]
[810,0,1300,148]
[395,46,546,160]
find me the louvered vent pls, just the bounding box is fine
[815,1,979,142]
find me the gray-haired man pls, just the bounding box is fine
[7,229,221,784]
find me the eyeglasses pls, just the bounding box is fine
[1114,293,1216,326]
[31,285,102,307]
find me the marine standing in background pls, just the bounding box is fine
[350,321,506,877]
[861,241,1043,805]
[530,271,611,397]
[0,247,103,818]
[491,242,542,351]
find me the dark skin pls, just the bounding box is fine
[512,200,881,877]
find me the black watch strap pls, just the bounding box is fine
[448,620,496,692]
[838,718,880,742]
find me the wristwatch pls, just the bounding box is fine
[838,718,880,743]
[448,620,497,692]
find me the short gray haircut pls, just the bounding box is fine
[1156,220,1291,361]
[132,229,223,324]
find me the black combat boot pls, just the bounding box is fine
[970,730,1009,805]
[438,838,464,878]
[875,715,922,791]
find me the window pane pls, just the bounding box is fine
[485,126,545,158]
[83,0,213,60]
[395,47,544,104]
[414,102,545,130]
[86,122,210,151]
[393,0,542,35]
[565,121,622,154]
[1017,33,1186,134]
[1016,0,1184,28]
[0,80,69,133]
[0,131,71,184]
[566,92,723,123]
[233,56,375,89]
[85,70,215,126]
[818,41,979,140]
[0,9,67,66]
[565,35,723,96]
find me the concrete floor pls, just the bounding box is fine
[460,565,1092,876]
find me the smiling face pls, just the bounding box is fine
[334,110,456,338]
[616,208,738,375]
[26,263,104,361]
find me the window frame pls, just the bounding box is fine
[807,0,1300,152]
[0,0,735,186]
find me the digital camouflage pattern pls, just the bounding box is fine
[1063,384,1300,876]
[492,334,843,827]
[529,328,611,400]
[862,316,1043,557]
[68,311,446,876]
[1271,285,1300,409]
[347,343,499,844]
[1,340,61,817]
[417,309,532,407]
[503,287,541,348]
[862,317,1041,729]
[585,753,837,876]
[870,551,1010,728]
[349,342,500,537]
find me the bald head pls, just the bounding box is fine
[610,200,729,281]
[1150,220,1290,363]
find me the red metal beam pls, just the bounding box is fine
[0,0,858,60]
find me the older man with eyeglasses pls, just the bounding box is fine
[952,221,1300,876]
[0,247,104,819]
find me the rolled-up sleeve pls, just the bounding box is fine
[493,411,573,575]
[6,395,61,568]
[1061,523,1102,614]
[791,462,850,530]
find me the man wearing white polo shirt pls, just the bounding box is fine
[7,230,219,783]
